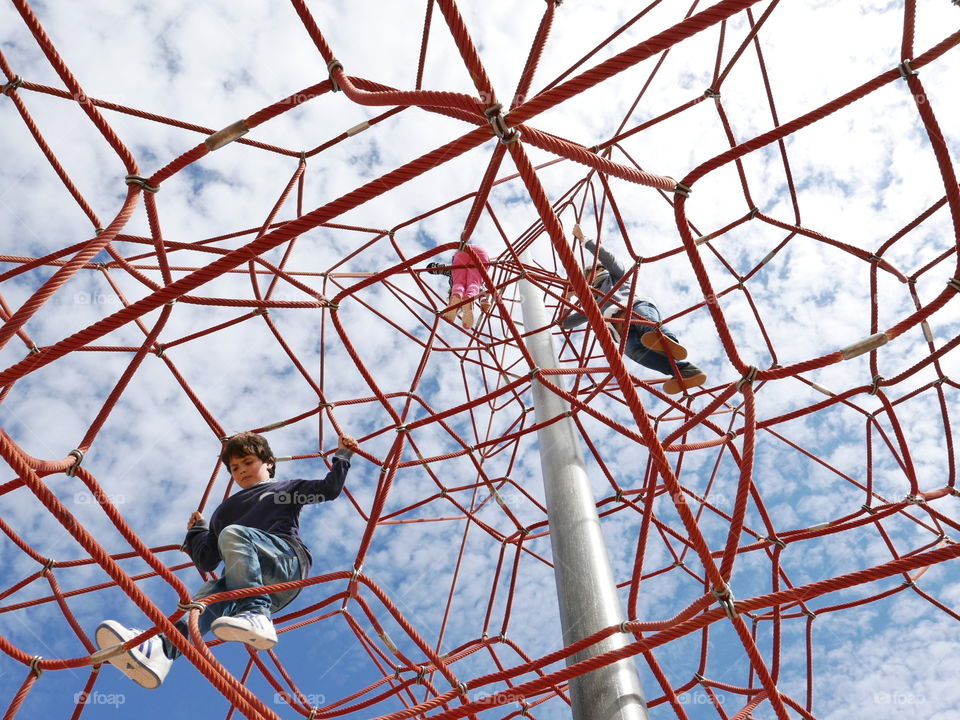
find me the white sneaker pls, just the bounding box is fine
[211,612,277,650]
[94,620,172,689]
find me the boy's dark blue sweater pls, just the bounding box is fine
[183,450,352,578]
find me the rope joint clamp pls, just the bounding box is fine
[736,366,758,392]
[898,59,918,78]
[177,600,207,613]
[2,76,23,96]
[483,103,519,145]
[66,449,84,477]
[711,584,738,620]
[124,174,159,193]
[327,59,344,92]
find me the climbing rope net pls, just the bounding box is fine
[2,0,959,718]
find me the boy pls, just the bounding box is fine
[94,431,358,689]
[562,224,707,394]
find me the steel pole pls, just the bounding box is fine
[518,266,649,720]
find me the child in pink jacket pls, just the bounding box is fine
[428,245,492,329]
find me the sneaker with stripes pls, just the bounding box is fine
[211,611,278,651]
[94,620,173,689]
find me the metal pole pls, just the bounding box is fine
[518,265,649,720]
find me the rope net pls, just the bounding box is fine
[1,1,959,718]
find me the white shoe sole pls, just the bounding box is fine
[211,617,277,651]
[94,621,166,689]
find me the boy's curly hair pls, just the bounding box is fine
[221,431,276,478]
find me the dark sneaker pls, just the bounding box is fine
[641,331,688,360]
[211,612,277,651]
[94,620,172,689]
[663,365,707,395]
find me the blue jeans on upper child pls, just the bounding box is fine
[623,301,696,376]
[161,525,301,659]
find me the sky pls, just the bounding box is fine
[1,1,959,719]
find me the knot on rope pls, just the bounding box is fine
[947,277,960,293]
[869,374,884,395]
[65,449,84,477]
[42,557,56,573]
[704,87,720,99]
[483,103,519,145]
[29,655,43,678]
[124,174,159,193]
[327,59,344,92]
[673,182,691,197]
[2,75,23,96]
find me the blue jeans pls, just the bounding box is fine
[623,301,694,376]
[162,525,301,660]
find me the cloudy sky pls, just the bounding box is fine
[1,1,959,719]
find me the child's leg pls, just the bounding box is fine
[205,526,300,649]
[159,576,235,660]
[216,525,300,615]
[625,302,690,375]
[460,299,475,328]
[452,248,489,300]
[631,301,687,359]
[445,289,464,322]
